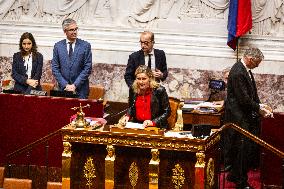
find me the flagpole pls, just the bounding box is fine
[236,37,239,60]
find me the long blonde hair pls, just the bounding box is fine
[132,65,159,94]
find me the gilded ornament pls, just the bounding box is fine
[129,162,139,188]
[83,157,96,189]
[196,152,205,167]
[172,164,185,189]
[206,158,215,188]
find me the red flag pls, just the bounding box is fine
[227,0,252,50]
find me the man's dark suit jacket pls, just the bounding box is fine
[224,60,262,185]
[124,49,168,87]
[224,61,260,126]
[12,52,43,94]
[52,38,92,99]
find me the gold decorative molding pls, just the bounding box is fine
[62,142,72,188]
[106,145,115,160]
[206,158,215,188]
[83,157,96,189]
[205,134,221,151]
[62,134,204,152]
[105,145,115,188]
[62,142,72,158]
[149,149,159,189]
[129,162,139,188]
[195,152,205,168]
[172,164,185,189]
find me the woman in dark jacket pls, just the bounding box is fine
[12,32,43,94]
[123,65,171,129]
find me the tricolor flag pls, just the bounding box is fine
[227,0,252,50]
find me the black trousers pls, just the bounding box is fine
[224,116,261,185]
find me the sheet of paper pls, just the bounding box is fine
[183,103,199,109]
[125,122,144,129]
[198,101,223,108]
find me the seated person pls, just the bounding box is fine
[121,65,171,129]
[12,32,43,94]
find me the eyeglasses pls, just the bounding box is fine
[250,58,261,67]
[140,40,152,45]
[66,27,79,32]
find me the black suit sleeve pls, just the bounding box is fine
[32,53,43,81]
[152,87,171,128]
[12,53,28,86]
[155,50,168,81]
[230,72,260,112]
[124,53,137,87]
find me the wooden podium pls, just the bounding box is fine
[61,125,221,189]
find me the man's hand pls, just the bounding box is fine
[26,79,38,88]
[259,104,274,118]
[64,84,76,92]
[152,69,163,79]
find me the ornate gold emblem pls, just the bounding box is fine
[206,158,215,188]
[172,164,185,189]
[195,152,205,168]
[129,162,139,188]
[83,157,96,188]
[106,145,115,160]
[62,142,72,157]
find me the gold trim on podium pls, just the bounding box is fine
[194,146,206,189]
[62,142,72,189]
[83,157,96,188]
[129,162,139,188]
[172,164,185,189]
[105,145,115,188]
[149,149,160,189]
[206,158,215,188]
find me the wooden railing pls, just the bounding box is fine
[6,129,62,184]
[220,123,284,188]
[220,123,284,158]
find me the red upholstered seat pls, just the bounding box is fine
[3,178,32,189]
[88,85,105,100]
[47,181,62,189]
[167,97,181,130]
[0,167,4,188]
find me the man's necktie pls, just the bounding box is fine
[248,70,254,81]
[148,54,151,69]
[68,42,73,58]
[249,70,257,98]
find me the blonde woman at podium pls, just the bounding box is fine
[121,65,171,129]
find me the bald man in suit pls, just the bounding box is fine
[124,31,168,88]
[52,18,92,99]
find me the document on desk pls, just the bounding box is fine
[196,101,224,113]
[125,122,144,129]
[183,103,200,111]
